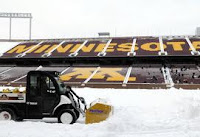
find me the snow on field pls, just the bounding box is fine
[1,88,200,137]
[0,42,20,54]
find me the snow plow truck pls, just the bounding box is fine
[0,71,113,124]
[0,71,87,124]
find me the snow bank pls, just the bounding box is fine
[0,42,20,54]
[1,88,200,137]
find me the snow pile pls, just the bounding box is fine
[1,88,200,137]
[0,42,20,55]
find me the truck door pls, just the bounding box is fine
[26,74,43,119]
[41,75,59,115]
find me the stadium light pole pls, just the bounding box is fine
[0,12,32,40]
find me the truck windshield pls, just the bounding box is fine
[55,77,66,94]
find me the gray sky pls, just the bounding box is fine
[0,0,200,39]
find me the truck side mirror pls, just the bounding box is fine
[61,83,65,88]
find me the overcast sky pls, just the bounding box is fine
[0,0,199,39]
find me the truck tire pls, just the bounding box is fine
[0,108,16,121]
[58,109,77,124]
[74,109,80,120]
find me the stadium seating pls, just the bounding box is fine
[1,36,200,58]
[0,36,200,89]
[169,64,200,84]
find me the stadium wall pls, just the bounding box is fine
[0,36,199,89]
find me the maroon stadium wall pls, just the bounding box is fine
[2,36,200,58]
[0,36,200,89]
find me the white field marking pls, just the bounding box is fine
[0,67,14,75]
[10,66,42,83]
[47,40,66,54]
[36,66,43,70]
[69,40,88,57]
[185,37,196,52]
[97,39,112,56]
[168,70,174,86]
[161,67,169,84]
[41,40,66,57]
[196,66,200,72]
[185,36,199,55]
[60,67,70,75]
[162,67,174,87]
[159,36,164,53]
[127,38,137,56]
[122,66,132,86]
[158,36,167,55]
[81,67,100,86]
[16,41,44,57]
[23,41,44,54]
[10,75,27,83]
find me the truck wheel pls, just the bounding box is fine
[58,109,77,124]
[0,108,16,121]
[74,109,80,120]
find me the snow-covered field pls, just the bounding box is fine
[1,88,200,137]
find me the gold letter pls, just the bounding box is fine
[117,43,132,52]
[94,44,106,52]
[106,43,117,52]
[167,42,184,51]
[7,45,35,54]
[34,45,50,53]
[192,41,200,50]
[56,44,73,53]
[141,42,160,51]
[60,68,96,81]
[45,44,58,53]
[80,44,95,52]
[92,68,136,81]
[70,44,81,53]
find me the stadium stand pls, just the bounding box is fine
[0,36,200,89]
[2,36,200,58]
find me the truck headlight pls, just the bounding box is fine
[66,86,71,92]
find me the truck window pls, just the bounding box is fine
[30,75,41,96]
[46,77,55,90]
[41,76,56,94]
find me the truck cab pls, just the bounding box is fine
[0,71,86,124]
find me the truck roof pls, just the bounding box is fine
[28,71,60,77]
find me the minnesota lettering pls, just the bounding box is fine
[6,40,200,55]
